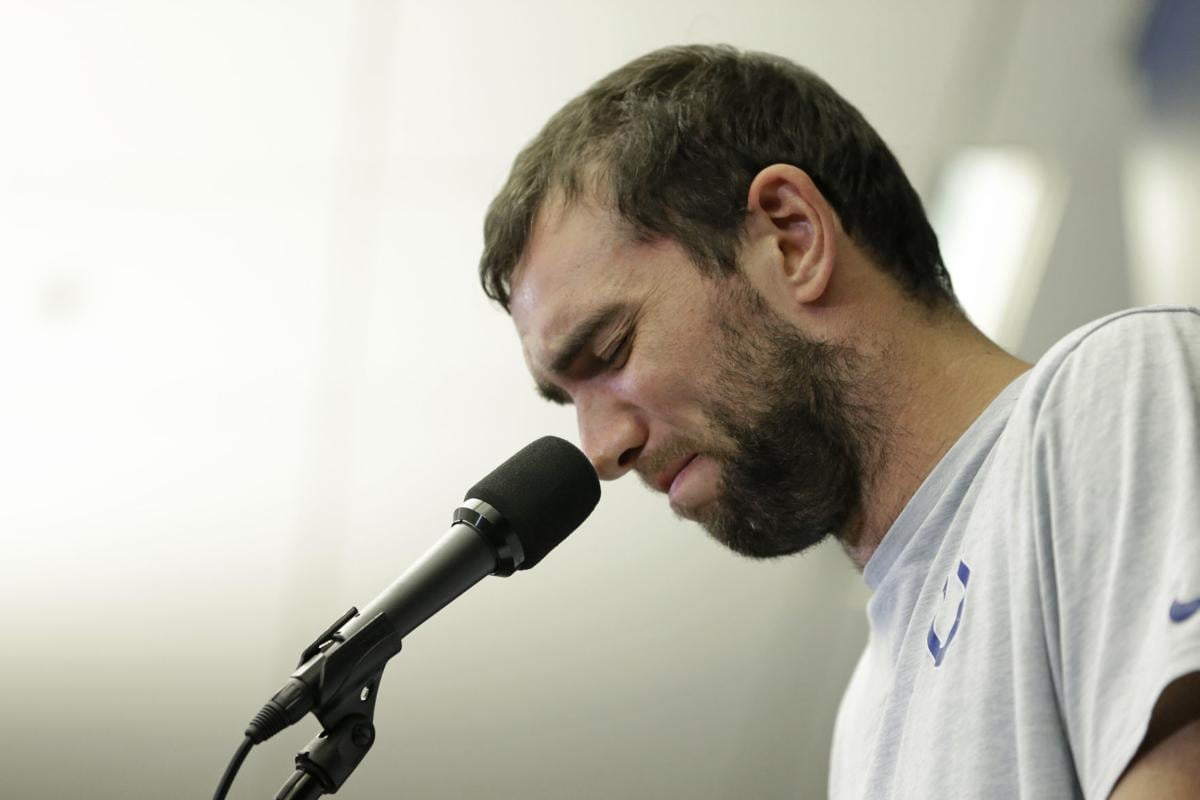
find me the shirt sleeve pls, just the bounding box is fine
[1029,307,1200,799]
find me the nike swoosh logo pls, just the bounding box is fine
[1169,597,1200,623]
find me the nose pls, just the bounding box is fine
[575,390,646,481]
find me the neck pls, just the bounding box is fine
[839,313,1031,571]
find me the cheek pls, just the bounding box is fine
[621,307,725,427]
[615,360,709,428]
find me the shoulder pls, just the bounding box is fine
[1039,305,1199,356]
[994,308,1200,798]
[1010,306,1200,430]
[1027,305,1199,388]
[984,305,1200,619]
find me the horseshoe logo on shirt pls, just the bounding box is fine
[927,560,971,667]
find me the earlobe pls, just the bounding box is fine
[746,164,836,306]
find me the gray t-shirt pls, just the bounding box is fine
[829,306,1200,799]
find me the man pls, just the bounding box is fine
[477,44,1200,797]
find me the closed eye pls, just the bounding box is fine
[534,334,631,406]
[598,331,633,370]
[595,321,633,369]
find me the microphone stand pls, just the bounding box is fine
[273,686,381,799]
[272,609,392,799]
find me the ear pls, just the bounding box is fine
[745,164,838,305]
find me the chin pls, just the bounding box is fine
[702,512,832,560]
[670,497,716,523]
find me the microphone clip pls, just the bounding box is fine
[297,606,359,667]
[274,610,398,798]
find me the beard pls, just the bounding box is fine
[692,281,883,559]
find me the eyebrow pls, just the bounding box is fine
[534,303,627,404]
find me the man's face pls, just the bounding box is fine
[510,200,876,558]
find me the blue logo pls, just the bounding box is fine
[927,560,971,667]
[1170,596,1200,623]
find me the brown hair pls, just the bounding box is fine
[480,44,955,311]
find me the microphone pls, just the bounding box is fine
[245,435,600,746]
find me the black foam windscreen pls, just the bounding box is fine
[465,436,600,569]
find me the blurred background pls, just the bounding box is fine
[1,0,1197,797]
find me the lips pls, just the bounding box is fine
[655,453,697,494]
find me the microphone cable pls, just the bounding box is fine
[213,735,254,800]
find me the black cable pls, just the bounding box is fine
[213,735,254,800]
